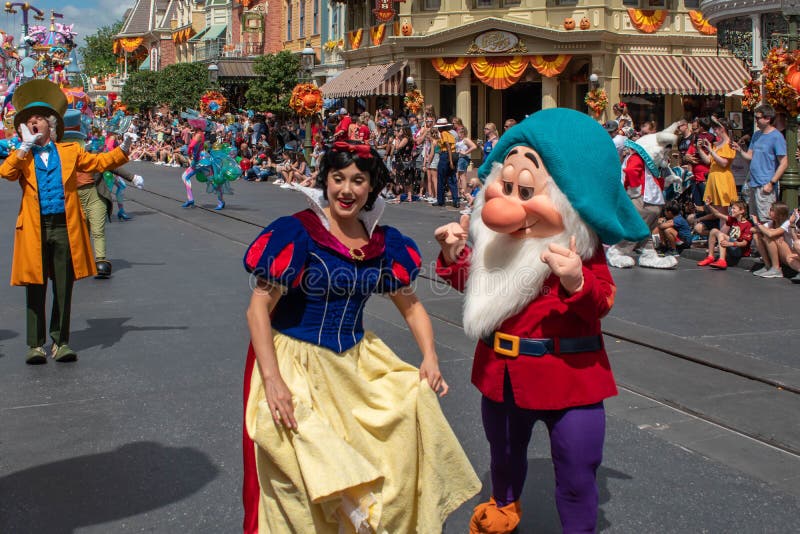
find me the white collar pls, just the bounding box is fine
[295,185,385,237]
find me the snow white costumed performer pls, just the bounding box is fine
[241,140,480,533]
[435,109,649,533]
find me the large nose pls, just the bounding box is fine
[482,184,528,234]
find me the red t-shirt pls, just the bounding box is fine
[726,216,753,256]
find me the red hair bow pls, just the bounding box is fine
[332,141,372,159]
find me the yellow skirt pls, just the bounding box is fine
[245,331,481,533]
[704,170,738,206]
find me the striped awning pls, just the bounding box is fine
[681,56,750,96]
[619,55,698,95]
[320,61,407,99]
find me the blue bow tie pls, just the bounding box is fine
[31,142,53,155]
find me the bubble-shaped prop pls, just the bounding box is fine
[103,170,116,189]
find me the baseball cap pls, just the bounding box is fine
[603,120,619,133]
[339,107,348,115]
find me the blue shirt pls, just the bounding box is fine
[483,138,495,162]
[748,129,787,187]
[672,214,692,243]
[32,142,65,215]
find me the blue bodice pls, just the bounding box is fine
[244,210,421,353]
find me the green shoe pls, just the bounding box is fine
[51,343,78,362]
[25,346,48,365]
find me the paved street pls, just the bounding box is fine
[1,162,799,533]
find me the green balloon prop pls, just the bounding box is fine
[103,171,115,189]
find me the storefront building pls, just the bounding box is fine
[319,0,748,138]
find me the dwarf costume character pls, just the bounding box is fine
[0,80,131,363]
[606,125,681,270]
[435,109,649,534]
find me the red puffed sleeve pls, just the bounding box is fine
[378,227,423,293]
[243,216,309,289]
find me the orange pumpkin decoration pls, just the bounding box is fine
[580,17,591,30]
[786,64,800,92]
[564,18,575,30]
[303,93,319,109]
[401,22,413,36]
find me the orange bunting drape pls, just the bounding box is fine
[627,9,667,34]
[348,29,363,50]
[529,55,572,78]
[113,40,121,54]
[118,37,145,53]
[431,57,470,80]
[688,10,717,35]
[469,56,527,90]
[393,21,400,36]
[370,24,386,46]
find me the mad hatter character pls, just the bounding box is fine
[435,109,649,534]
[0,80,135,364]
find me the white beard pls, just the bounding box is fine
[462,163,599,340]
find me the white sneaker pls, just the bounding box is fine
[272,179,284,185]
[280,183,293,189]
[758,268,784,279]
[460,208,472,216]
[171,163,180,167]
[752,266,769,276]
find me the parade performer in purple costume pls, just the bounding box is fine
[240,140,479,533]
[434,109,649,534]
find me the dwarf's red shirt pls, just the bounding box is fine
[436,246,618,410]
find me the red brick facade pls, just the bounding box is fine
[160,38,177,69]
[264,1,284,54]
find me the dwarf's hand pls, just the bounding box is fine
[120,132,138,153]
[434,214,469,265]
[541,236,584,294]
[16,124,42,157]
[132,174,144,189]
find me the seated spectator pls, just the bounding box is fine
[656,201,692,256]
[697,199,752,269]
[460,177,482,215]
[752,201,800,279]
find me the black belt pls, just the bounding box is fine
[481,332,603,358]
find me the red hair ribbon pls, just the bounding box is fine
[332,141,372,159]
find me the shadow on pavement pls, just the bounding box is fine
[0,442,218,533]
[474,459,631,532]
[104,259,167,273]
[0,329,18,341]
[70,317,187,351]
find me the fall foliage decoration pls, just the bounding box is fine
[741,78,761,111]
[584,87,608,119]
[200,90,228,119]
[759,47,800,116]
[290,83,323,116]
[403,88,424,115]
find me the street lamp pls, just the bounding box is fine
[406,75,415,90]
[300,42,315,160]
[589,73,599,87]
[207,63,219,84]
[781,0,800,209]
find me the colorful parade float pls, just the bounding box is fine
[0,3,110,141]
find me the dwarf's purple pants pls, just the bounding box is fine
[482,375,605,534]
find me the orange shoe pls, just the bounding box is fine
[469,497,522,534]
[697,255,715,266]
[710,258,728,269]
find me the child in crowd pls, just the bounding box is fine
[656,201,692,256]
[751,202,800,280]
[460,177,482,215]
[697,199,752,269]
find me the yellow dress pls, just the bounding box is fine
[246,332,482,533]
[704,143,738,206]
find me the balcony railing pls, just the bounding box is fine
[194,40,224,61]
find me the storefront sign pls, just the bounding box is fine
[373,0,395,22]
[470,31,520,54]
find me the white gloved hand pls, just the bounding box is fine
[119,132,138,153]
[16,124,42,157]
[132,174,144,189]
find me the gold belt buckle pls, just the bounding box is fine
[493,332,520,358]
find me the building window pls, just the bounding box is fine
[683,0,700,7]
[299,0,305,38]
[548,0,577,5]
[423,0,441,10]
[503,0,521,5]
[287,1,292,41]
[474,0,494,7]
[313,0,319,34]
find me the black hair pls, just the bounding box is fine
[315,141,389,211]
[665,201,681,216]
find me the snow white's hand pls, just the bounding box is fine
[419,358,449,397]
[541,235,584,294]
[16,124,42,156]
[263,375,297,429]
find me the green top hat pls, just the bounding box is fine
[12,79,68,142]
[61,109,86,141]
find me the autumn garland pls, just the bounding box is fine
[403,88,424,115]
[584,88,608,119]
[741,78,761,112]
